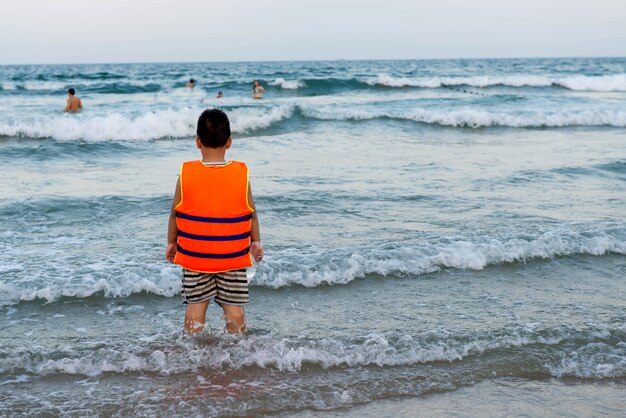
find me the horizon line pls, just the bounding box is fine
[1,54,625,67]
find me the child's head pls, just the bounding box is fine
[196,109,231,148]
[67,88,75,96]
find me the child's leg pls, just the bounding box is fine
[184,301,210,334]
[181,269,218,334]
[222,305,246,334]
[214,269,249,334]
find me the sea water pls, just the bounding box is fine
[0,58,625,416]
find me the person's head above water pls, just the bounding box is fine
[196,109,231,148]
[253,80,259,88]
[67,88,75,96]
[190,79,195,83]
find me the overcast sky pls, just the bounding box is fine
[1,0,625,64]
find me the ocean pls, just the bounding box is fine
[0,58,625,417]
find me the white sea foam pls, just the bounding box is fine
[22,81,67,91]
[368,73,626,91]
[557,74,626,92]
[549,341,626,379]
[253,230,626,288]
[228,104,294,132]
[0,375,31,385]
[0,79,165,92]
[1,229,622,306]
[0,105,294,141]
[2,102,625,141]
[1,326,622,377]
[0,266,181,306]
[299,105,626,128]
[0,109,197,141]
[269,78,306,89]
[1,82,17,91]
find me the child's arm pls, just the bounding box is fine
[165,177,181,262]
[248,183,264,262]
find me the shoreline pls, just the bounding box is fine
[280,378,626,417]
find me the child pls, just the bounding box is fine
[166,109,263,335]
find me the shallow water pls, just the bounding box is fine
[0,58,625,416]
[286,379,626,417]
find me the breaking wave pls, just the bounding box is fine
[0,106,294,141]
[367,73,626,91]
[3,72,626,94]
[298,105,626,128]
[253,229,626,288]
[269,78,306,89]
[1,227,623,306]
[1,325,623,378]
[0,80,164,94]
[1,103,626,141]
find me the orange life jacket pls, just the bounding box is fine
[174,160,254,273]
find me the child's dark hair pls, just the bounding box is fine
[68,88,75,95]
[196,109,231,148]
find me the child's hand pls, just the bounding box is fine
[165,243,177,263]
[250,241,264,262]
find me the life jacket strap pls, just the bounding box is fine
[176,212,252,223]
[177,230,251,241]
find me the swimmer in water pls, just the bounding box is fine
[252,80,265,99]
[216,91,224,98]
[186,78,196,88]
[64,88,83,113]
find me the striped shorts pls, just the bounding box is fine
[181,268,249,306]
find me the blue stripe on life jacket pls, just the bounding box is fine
[176,212,252,223]
[178,230,251,241]
[177,244,250,259]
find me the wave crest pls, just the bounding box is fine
[2,326,622,378]
[254,230,626,288]
[1,228,623,306]
[0,105,294,141]
[367,73,626,91]
[269,78,305,89]
[299,105,626,128]
[2,102,626,141]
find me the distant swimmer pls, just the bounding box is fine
[64,88,83,113]
[216,91,224,98]
[186,78,196,88]
[252,80,265,99]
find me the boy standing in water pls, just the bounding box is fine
[63,88,83,113]
[166,109,263,334]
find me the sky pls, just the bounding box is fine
[1,0,625,64]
